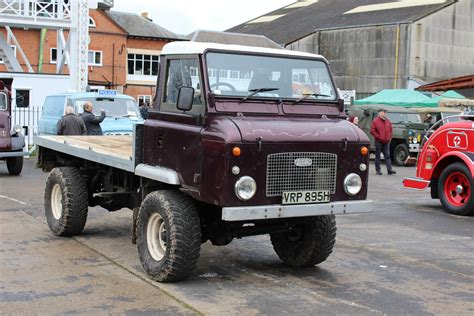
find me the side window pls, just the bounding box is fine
[43,96,66,116]
[162,58,204,116]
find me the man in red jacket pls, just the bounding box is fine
[370,109,396,175]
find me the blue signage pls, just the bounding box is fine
[98,89,117,96]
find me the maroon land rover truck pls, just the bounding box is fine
[0,80,26,175]
[35,42,372,282]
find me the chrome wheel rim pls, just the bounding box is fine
[147,213,167,261]
[51,184,63,220]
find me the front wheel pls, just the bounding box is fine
[44,167,89,235]
[438,163,474,216]
[393,143,409,166]
[6,156,23,175]
[137,191,201,282]
[270,215,336,267]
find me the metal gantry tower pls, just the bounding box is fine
[0,0,96,92]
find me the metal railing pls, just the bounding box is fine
[0,0,71,20]
[12,106,41,144]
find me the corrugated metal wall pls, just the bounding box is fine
[286,0,474,97]
[408,0,474,83]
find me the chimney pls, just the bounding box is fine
[141,12,152,21]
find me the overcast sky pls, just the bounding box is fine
[113,0,294,35]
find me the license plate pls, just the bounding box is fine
[282,190,330,205]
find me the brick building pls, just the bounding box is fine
[0,8,183,103]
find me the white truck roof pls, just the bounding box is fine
[161,41,327,61]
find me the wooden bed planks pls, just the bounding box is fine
[47,135,133,159]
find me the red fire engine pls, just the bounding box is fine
[404,115,474,216]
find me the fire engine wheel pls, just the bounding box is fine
[438,162,474,216]
[393,143,409,166]
[270,215,336,267]
[6,156,23,175]
[137,190,201,282]
[44,167,89,236]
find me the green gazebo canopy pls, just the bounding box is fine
[418,90,466,106]
[353,89,431,107]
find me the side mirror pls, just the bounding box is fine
[176,86,194,112]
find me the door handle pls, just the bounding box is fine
[157,136,163,148]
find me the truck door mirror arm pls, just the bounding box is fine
[176,86,194,112]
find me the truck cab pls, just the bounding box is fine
[0,81,26,175]
[144,42,370,211]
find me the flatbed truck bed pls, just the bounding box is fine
[35,135,135,172]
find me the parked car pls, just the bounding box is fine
[0,82,27,175]
[350,104,429,166]
[404,114,474,216]
[38,91,143,135]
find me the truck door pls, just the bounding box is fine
[145,57,205,191]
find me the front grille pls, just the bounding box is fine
[266,152,337,197]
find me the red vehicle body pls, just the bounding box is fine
[404,115,474,215]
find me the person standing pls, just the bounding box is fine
[57,106,86,136]
[370,109,396,175]
[348,115,359,126]
[80,101,106,135]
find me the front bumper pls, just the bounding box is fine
[222,200,373,221]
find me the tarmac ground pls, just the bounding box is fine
[0,159,473,315]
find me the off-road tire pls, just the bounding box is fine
[137,190,201,282]
[438,162,474,216]
[6,156,23,175]
[393,143,409,166]
[270,215,336,267]
[44,167,89,236]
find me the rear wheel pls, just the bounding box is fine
[438,163,474,216]
[270,215,336,267]
[44,167,89,235]
[6,156,23,175]
[137,191,201,282]
[393,143,409,166]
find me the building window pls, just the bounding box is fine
[51,48,101,66]
[138,95,152,105]
[230,70,239,79]
[15,89,30,108]
[0,45,16,64]
[219,69,227,78]
[88,50,102,66]
[128,54,159,76]
[89,17,96,28]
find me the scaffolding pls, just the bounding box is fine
[0,0,96,91]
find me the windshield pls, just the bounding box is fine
[0,93,6,110]
[205,52,337,101]
[387,112,421,124]
[74,97,140,117]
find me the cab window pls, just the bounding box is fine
[42,96,66,116]
[0,92,7,110]
[161,58,204,116]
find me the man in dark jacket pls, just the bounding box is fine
[370,109,396,175]
[80,101,106,135]
[57,106,86,135]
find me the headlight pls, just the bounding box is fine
[344,173,362,196]
[235,176,257,201]
[13,125,22,133]
[412,137,418,144]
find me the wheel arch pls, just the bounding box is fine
[431,152,474,197]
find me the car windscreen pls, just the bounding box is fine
[74,98,140,117]
[205,52,337,101]
[387,112,421,123]
[0,93,6,110]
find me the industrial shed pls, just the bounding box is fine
[227,0,474,98]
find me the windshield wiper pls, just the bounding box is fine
[292,93,332,105]
[239,88,279,103]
